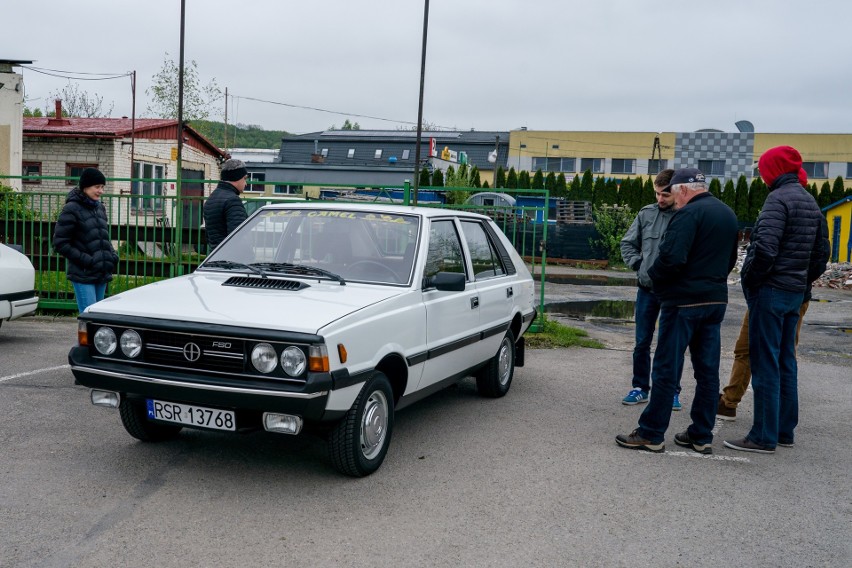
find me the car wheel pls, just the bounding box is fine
[329,371,394,477]
[118,398,182,442]
[476,329,516,398]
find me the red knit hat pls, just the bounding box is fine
[758,146,802,187]
[797,168,808,188]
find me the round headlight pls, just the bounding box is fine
[280,346,307,377]
[120,329,142,358]
[251,343,278,373]
[93,327,117,355]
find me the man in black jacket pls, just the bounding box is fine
[724,146,825,454]
[204,159,248,249]
[616,168,739,454]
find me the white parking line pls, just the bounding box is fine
[0,364,71,384]
[663,450,750,463]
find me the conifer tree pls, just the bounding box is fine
[419,166,431,187]
[709,178,722,200]
[592,176,606,207]
[641,177,655,207]
[518,170,530,189]
[734,175,750,221]
[579,170,594,201]
[570,174,581,200]
[748,177,768,222]
[506,167,518,189]
[555,173,567,197]
[495,167,506,189]
[722,179,737,210]
[545,172,557,195]
[431,168,444,187]
[831,175,845,204]
[471,166,481,188]
[818,181,832,208]
[531,169,544,189]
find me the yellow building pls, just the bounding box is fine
[823,196,852,262]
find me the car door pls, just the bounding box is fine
[417,217,480,390]
[459,219,515,361]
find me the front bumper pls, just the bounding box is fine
[0,293,39,321]
[69,346,333,421]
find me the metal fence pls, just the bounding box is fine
[1,176,548,329]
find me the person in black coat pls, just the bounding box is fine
[53,168,119,313]
[203,159,248,250]
[724,146,826,454]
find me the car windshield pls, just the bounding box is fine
[201,208,421,285]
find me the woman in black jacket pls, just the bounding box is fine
[53,168,119,313]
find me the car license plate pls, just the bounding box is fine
[146,399,235,431]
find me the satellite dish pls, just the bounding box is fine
[735,120,754,133]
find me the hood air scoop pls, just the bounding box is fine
[222,276,309,291]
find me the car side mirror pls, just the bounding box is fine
[424,271,466,292]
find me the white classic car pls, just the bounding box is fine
[0,243,39,329]
[69,203,536,476]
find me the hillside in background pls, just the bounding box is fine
[189,120,288,150]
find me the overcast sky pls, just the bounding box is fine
[7,0,852,137]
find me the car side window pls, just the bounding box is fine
[424,220,466,280]
[461,221,507,280]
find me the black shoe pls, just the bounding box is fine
[723,437,775,454]
[778,437,795,448]
[615,429,664,453]
[673,430,713,454]
[716,394,736,421]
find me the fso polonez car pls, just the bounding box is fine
[69,202,536,476]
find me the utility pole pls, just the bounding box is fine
[412,0,430,206]
[175,0,186,275]
[650,135,662,175]
[223,87,228,152]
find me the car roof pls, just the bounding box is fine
[257,201,491,221]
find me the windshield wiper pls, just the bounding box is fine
[250,262,346,285]
[203,260,269,279]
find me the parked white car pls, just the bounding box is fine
[69,203,536,476]
[0,243,39,329]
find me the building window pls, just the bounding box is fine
[274,184,303,195]
[580,158,604,174]
[320,148,328,158]
[648,159,668,175]
[698,159,726,176]
[131,162,164,211]
[66,163,98,185]
[402,149,410,160]
[246,172,265,192]
[611,159,636,175]
[347,148,355,159]
[551,144,559,150]
[374,149,383,159]
[803,162,828,179]
[532,157,576,172]
[22,161,41,184]
[847,163,852,179]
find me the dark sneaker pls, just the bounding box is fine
[716,394,736,421]
[674,430,712,454]
[723,437,775,454]
[615,429,664,453]
[778,437,795,448]
[622,388,649,405]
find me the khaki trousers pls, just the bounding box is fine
[720,300,810,409]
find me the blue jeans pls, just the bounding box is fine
[632,287,683,394]
[637,304,726,444]
[71,281,108,313]
[745,286,804,448]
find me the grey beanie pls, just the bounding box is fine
[220,159,247,182]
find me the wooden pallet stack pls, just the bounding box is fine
[556,200,593,224]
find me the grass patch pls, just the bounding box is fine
[526,317,604,349]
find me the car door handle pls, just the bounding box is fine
[471,297,479,309]
[506,287,514,298]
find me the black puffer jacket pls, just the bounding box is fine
[203,181,247,249]
[53,188,118,284]
[741,173,825,293]
[648,192,739,307]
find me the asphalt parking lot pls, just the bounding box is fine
[1,277,850,568]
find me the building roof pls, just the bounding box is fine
[23,117,226,159]
[822,195,852,212]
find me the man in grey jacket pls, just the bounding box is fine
[204,159,249,250]
[619,169,683,410]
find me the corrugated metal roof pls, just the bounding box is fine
[23,117,175,136]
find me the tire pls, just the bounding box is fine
[119,398,182,442]
[476,329,516,398]
[329,372,394,477]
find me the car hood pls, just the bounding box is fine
[87,272,407,334]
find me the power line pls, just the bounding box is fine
[21,65,131,81]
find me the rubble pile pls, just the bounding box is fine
[727,243,852,291]
[812,263,852,290]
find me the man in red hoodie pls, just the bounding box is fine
[724,146,827,454]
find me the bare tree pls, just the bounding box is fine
[47,82,114,118]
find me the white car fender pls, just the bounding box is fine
[325,381,365,411]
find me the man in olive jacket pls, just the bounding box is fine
[203,159,248,249]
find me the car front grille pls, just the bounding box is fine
[144,330,246,373]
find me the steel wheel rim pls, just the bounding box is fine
[360,389,388,460]
[498,338,512,386]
